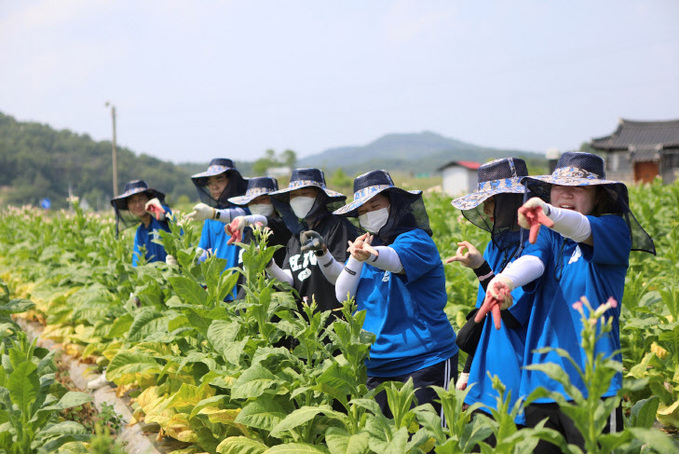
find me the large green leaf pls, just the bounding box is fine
[8,360,39,416]
[270,405,332,438]
[216,436,268,454]
[235,397,287,431]
[35,391,92,416]
[325,428,370,454]
[0,298,35,314]
[169,275,208,306]
[207,320,241,354]
[126,308,170,342]
[264,443,329,453]
[106,350,163,380]
[629,395,661,428]
[231,364,280,399]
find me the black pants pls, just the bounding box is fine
[524,399,623,453]
[367,354,458,419]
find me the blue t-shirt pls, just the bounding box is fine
[464,239,532,418]
[132,207,172,266]
[355,228,458,377]
[520,215,630,402]
[198,218,242,300]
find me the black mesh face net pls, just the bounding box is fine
[272,189,348,235]
[373,189,431,245]
[192,170,248,209]
[111,191,163,235]
[461,193,526,252]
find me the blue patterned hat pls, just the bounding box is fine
[520,152,623,196]
[452,158,529,210]
[229,177,279,206]
[333,169,420,217]
[269,168,345,202]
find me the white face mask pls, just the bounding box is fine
[359,207,390,233]
[248,203,274,217]
[290,196,316,219]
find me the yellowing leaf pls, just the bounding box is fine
[164,413,198,443]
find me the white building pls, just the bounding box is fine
[438,161,481,197]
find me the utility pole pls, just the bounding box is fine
[106,102,119,197]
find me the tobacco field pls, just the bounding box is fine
[1,179,679,453]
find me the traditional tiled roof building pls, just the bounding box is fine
[590,119,679,184]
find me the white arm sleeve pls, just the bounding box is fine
[335,257,364,302]
[265,260,293,285]
[317,251,343,285]
[243,214,268,226]
[546,205,592,243]
[213,207,247,223]
[366,246,404,273]
[498,255,545,288]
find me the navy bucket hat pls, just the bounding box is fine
[110,180,165,211]
[191,158,239,186]
[452,158,529,210]
[333,169,420,217]
[229,177,279,206]
[269,168,346,203]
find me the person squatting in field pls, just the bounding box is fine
[226,176,292,298]
[265,168,358,318]
[446,157,533,440]
[476,152,655,453]
[319,169,458,419]
[186,158,249,301]
[110,179,173,266]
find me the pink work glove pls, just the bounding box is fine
[517,198,555,244]
[474,276,514,330]
[145,198,166,221]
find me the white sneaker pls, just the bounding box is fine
[87,372,108,390]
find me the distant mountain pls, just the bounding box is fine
[0,110,547,209]
[297,131,543,175]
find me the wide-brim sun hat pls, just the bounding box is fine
[269,168,345,203]
[110,180,165,211]
[452,157,529,210]
[333,169,421,217]
[521,152,625,199]
[229,176,279,206]
[191,158,240,186]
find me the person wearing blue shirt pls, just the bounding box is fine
[110,180,172,266]
[479,152,655,453]
[447,158,533,435]
[186,158,249,300]
[330,169,458,419]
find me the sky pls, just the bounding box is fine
[1,0,678,164]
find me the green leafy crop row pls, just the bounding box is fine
[1,181,678,453]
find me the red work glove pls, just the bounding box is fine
[517,197,555,244]
[474,276,514,330]
[225,217,245,245]
[145,198,166,221]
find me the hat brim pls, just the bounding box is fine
[191,167,239,186]
[521,175,627,200]
[111,188,165,211]
[270,181,345,202]
[452,178,526,211]
[334,186,421,217]
[228,191,273,206]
